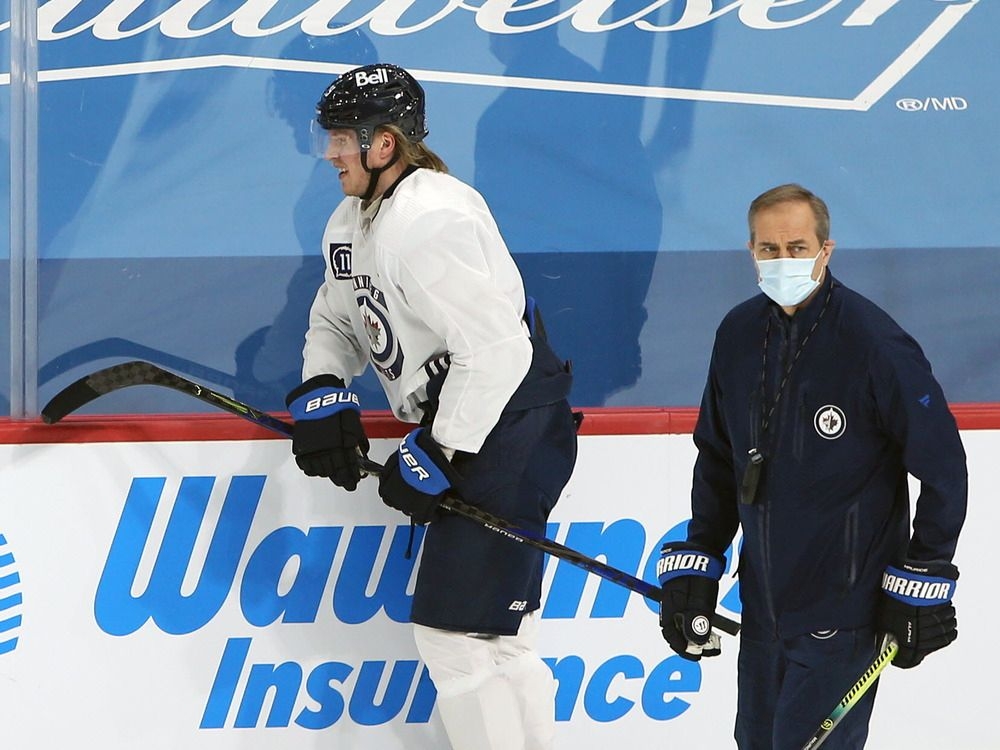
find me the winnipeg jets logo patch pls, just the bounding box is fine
[814,405,846,440]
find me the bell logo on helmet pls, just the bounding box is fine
[354,67,390,88]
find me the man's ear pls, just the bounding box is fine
[371,130,396,167]
[812,240,835,281]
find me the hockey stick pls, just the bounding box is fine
[41,360,741,637]
[800,635,898,750]
[41,360,291,435]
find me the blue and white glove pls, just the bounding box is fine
[378,428,461,525]
[877,559,958,669]
[657,541,726,661]
[285,374,369,491]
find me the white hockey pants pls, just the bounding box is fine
[413,611,556,750]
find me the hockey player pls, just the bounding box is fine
[284,63,577,750]
[657,184,967,748]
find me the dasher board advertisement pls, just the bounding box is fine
[0,430,995,747]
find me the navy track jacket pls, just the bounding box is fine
[688,272,967,641]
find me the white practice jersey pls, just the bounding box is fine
[303,168,533,454]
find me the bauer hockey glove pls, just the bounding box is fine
[378,428,461,525]
[657,541,726,661]
[285,375,369,491]
[876,559,959,669]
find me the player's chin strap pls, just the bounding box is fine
[360,149,400,202]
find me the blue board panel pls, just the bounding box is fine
[4,0,997,412]
[35,246,1000,412]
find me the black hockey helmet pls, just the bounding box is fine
[316,64,428,152]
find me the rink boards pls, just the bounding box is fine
[0,419,994,748]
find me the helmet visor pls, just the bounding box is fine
[310,123,362,160]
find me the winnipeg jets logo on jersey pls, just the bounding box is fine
[329,243,352,280]
[814,405,846,440]
[354,275,404,381]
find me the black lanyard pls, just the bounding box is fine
[740,285,833,505]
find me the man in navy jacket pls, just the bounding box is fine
[656,184,968,749]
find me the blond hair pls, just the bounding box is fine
[380,125,448,173]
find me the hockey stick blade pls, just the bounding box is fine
[41,360,293,436]
[800,635,898,750]
[42,360,740,637]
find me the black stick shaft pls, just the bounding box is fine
[362,455,740,635]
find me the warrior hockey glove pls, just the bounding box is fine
[378,428,461,525]
[285,375,369,491]
[657,541,726,662]
[877,559,958,669]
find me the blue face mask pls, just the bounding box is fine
[756,257,820,307]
